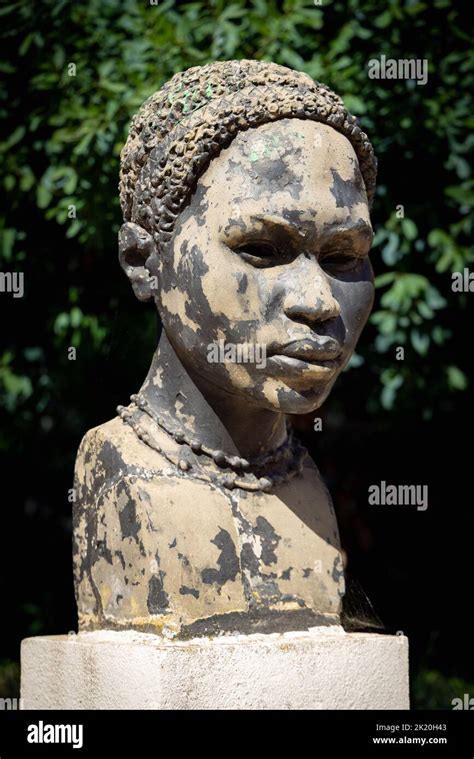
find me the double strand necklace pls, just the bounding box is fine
[117,394,307,493]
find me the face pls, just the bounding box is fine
[150,119,374,414]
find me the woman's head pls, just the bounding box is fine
[119,60,377,413]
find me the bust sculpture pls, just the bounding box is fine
[73,60,377,639]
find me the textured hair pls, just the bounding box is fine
[120,60,377,249]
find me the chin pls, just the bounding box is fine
[274,389,332,415]
[239,377,337,415]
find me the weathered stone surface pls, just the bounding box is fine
[21,630,410,710]
[74,417,343,636]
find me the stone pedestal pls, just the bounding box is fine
[21,628,409,710]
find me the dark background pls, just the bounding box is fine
[1,0,473,708]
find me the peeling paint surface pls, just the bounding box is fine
[74,420,344,637]
[73,60,376,639]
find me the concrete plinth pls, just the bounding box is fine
[21,628,409,710]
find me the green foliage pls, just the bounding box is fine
[412,668,474,711]
[0,659,20,700]
[1,0,472,425]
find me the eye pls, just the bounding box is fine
[234,241,280,267]
[320,252,361,274]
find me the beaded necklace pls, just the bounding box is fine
[117,394,306,493]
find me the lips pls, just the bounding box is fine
[268,338,343,364]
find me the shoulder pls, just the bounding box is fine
[74,414,173,496]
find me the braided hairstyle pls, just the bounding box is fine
[120,60,377,250]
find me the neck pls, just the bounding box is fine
[138,331,287,459]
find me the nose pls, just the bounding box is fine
[282,256,341,325]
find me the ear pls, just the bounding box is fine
[118,222,158,302]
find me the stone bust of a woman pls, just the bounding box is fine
[73,60,377,639]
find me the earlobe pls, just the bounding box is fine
[118,222,158,302]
